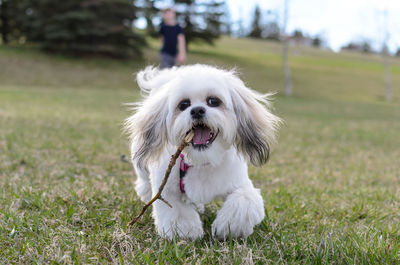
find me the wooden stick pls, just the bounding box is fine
[128,131,194,226]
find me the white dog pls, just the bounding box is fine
[125,64,280,240]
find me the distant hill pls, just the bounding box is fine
[1,36,399,103]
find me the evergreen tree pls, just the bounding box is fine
[0,0,31,44]
[312,36,322,47]
[248,5,262,38]
[204,0,224,37]
[263,9,280,41]
[136,0,160,37]
[219,1,232,35]
[174,0,224,48]
[21,0,146,57]
[264,21,280,41]
[0,0,10,44]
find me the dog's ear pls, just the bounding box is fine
[227,72,281,166]
[124,68,171,169]
[136,66,179,97]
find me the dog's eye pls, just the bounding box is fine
[207,97,221,107]
[178,99,191,111]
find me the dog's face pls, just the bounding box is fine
[166,71,237,161]
[126,65,280,168]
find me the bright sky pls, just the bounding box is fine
[227,0,400,52]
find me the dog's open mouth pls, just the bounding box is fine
[189,124,218,150]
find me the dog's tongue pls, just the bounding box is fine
[193,127,211,145]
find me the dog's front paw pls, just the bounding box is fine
[212,188,265,240]
[212,209,255,240]
[156,208,204,240]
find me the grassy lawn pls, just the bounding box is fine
[1,38,400,264]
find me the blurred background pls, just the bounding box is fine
[0,0,399,101]
[1,1,400,263]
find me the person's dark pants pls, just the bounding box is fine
[160,52,176,68]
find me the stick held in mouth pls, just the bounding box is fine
[128,131,194,226]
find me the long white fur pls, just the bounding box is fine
[125,64,281,240]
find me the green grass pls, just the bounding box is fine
[1,38,400,264]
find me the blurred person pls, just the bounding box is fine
[159,8,186,68]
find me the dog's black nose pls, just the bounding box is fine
[190,106,206,119]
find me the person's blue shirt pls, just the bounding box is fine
[159,23,183,56]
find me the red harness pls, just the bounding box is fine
[179,154,191,193]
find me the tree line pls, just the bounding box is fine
[0,0,227,58]
[2,1,398,58]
